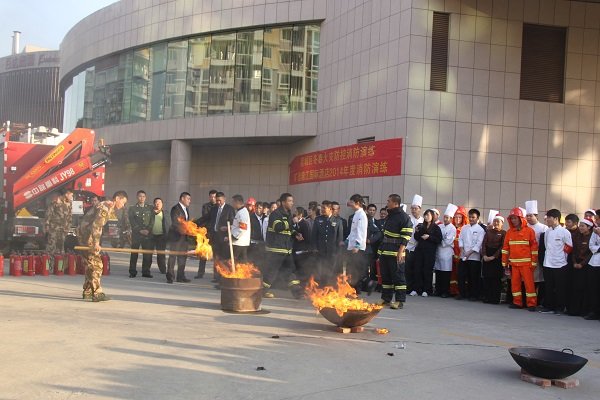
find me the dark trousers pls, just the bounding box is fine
[412,248,435,294]
[435,270,451,296]
[482,259,502,304]
[458,259,481,299]
[585,266,600,316]
[263,252,298,292]
[167,237,188,281]
[346,250,368,288]
[248,242,265,270]
[543,266,567,312]
[380,255,406,303]
[129,234,152,275]
[196,258,207,278]
[233,245,248,263]
[150,234,167,273]
[293,252,316,286]
[405,250,416,292]
[316,253,338,286]
[567,266,587,315]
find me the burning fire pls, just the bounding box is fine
[215,261,260,279]
[306,275,383,317]
[178,217,213,260]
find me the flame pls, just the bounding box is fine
[305,275,383,317]
[375,328,389,335]
[178,217,213,260]
[215,260,260,279]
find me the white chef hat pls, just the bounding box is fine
[400,203,407,212]
[581,217,595,227]
[412,194,423,207]
[444,203,458,218]
[525,200,538,215]
[487,210,499,225]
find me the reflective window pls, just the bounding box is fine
[208,33,236,114]
[261,27,292,112]
[62,24,320,131]
[149,43,167,120]
[234,29,263,113]
[186,37,211,116]
[164,40,188,119]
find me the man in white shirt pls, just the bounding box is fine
[539,208,573,314]
[525,200,548,300]
[345,194,369,292]
[229,194,251,263]
[457,208,485,300]
[406,194,423,295]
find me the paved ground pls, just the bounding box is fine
[1,253,599,400]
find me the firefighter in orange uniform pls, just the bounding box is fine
[502,207,538,310]
[450,206,468,295]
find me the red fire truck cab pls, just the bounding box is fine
[1,124,111,251]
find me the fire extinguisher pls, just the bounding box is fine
[76,254,85,275]
[67,253,77,275]
[33,254,42,275]
[0,254,4,277]
[13,254,23,276]
[101,252,110,276]
[40,254,50,276]
[54,254,65,276]
[9,254,15,275]
[26,253,35,276]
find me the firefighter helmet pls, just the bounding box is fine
[246,197,256,206]
[509,207,524,218]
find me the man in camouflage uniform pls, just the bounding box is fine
[45,189,73,257]
[79,190,128,302]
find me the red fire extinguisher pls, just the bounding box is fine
[54,254,65,275]
[9,254,15,275]
[33,254,42,275]
[67,253,77,275]
[27,254,35,276]
[101,252,110,275]
[40,254,50,276]
[0,254,4,277]
[76,254,85,275]
[13,254,22,276]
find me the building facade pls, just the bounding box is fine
[60,0,600,215]
[0,50,63,130]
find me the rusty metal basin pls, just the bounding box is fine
[319,307,382,328]
[220,277,263,312]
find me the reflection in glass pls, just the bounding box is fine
[261,27,292,112]
[62,24,320,130]
[209,33,236,114]
[131,48,150,123]
[186,37,211,116]
[164,40,188,119]
[234,29,263,113]
[149,43,167,120]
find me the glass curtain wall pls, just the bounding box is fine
[208,33,236,114]
[186,37,211,116]
[234,29,263,113]
[62,24,319,131]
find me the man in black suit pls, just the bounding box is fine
[208,192,235,279]
[193,189,218,279]
[166,192,192,283]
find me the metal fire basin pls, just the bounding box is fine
[509,347,588,380]
[319,307,382,328]
[220,277,263,313]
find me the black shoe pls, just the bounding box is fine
[441,293,449,298]
[508,304,521,309]
[527,307,537,312]
[468,297,478,302]
[583,313,598,320]
[129,273,137,278]
[455,295,463,300]
[142,274,153,278]
[194,275,204,279]
[166,277,173,284]
[366,280,377,296]
[177,277,191,283]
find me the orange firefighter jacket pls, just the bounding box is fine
[502,216,538,268]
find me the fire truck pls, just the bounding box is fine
[1,122,114,251]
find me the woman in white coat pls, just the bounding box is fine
[434,204,458,297]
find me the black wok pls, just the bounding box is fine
[319,307,381,328]
[509,347,588,379]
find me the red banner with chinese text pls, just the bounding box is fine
[289,139,402,185]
